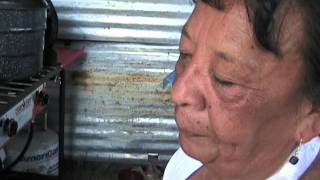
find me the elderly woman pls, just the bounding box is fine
[163,0,320,179]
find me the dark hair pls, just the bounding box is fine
[199,0,320,107]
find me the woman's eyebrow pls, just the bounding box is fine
[215,51,235,63]
[215,51,259,73]
[202,0,225,10]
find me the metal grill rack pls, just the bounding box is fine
[0,66,65,180]
[0,66,59,114]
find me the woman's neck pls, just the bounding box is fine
[190,144,295,179]
[190,137,320,180]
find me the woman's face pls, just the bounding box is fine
[172,1,305,178]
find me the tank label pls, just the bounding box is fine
[23,146,58,162]
[12,144,59,176]
[15,96,33,116]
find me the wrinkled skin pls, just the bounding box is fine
[172,1,319,179]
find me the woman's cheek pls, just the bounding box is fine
[215,86,247,104]
[208,95,260,145]
[212,87,262,134]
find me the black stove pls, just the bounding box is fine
[0,65,65,180]
[0,66,61,149]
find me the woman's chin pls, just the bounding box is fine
[179,133,220,164]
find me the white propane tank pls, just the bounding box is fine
[5,128,59,176]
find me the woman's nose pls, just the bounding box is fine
[171,62,206,111]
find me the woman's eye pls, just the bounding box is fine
[179,52,191,60]
[213,75,247,102]
[214,76,235,87]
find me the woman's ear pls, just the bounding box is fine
[296,99,320,143]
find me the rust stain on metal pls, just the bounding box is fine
[155,90,172,104]
[69,71,173,105]
[69,71,163,86]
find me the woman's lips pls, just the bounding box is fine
[175,108,211,138]
[179,129,207,137]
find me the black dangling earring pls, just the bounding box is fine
[289,138,303,165]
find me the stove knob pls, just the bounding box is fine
[3,119,18,137]
[3,119,9,133]
[42,94,49,105]
[8,120,18,137]
[0,119,4,127]
[37,91,49,105]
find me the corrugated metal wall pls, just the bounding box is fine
[51,0,194,164]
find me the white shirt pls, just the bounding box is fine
[163,137,320,180]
